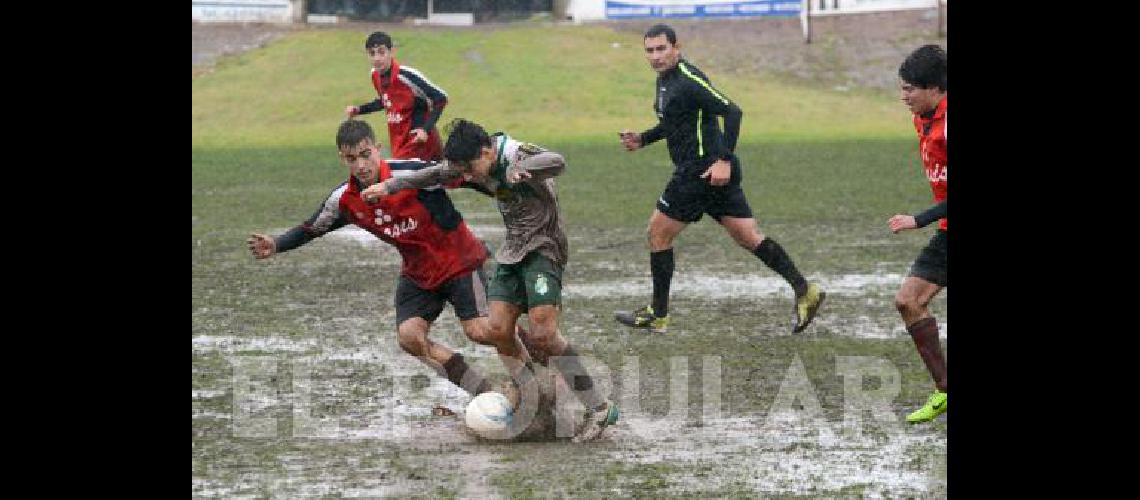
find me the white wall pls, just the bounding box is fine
[192,0,295,23]
[568,0,608,21]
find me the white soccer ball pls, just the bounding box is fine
[465,391,513,437]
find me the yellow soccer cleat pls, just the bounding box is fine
[792,283,826,333]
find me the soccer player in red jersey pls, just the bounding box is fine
[888,45,948,423]
[345,31,448,161]
[247,120,530,399]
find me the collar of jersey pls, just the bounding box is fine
[377,58,400,83]
[920,95,947,120]
[660,60,684,78]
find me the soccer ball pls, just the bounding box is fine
[465,391,513,438]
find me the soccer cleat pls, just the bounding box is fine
[572,399,621,443]
[614,306,670,334]
[906,390,947,423]
[792,283,826,333]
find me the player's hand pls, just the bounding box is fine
[361,181,391,204]
[345,105,359,118]
[700,159,731,186]
[618,130,641,151]
[506,166,532,184]
[888,214,918,233]
[410,128,428,143]
[247,233,277,259]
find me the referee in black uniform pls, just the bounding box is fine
[615,24,825,335]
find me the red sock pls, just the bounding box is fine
[907,317,947,392]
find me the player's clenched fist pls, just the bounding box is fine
[361,181,391,204]
[618,130,641,151]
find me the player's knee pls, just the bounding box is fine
[894,292,922,317]
[396,326,428,356]
[462,322,491,345]
[647,228,672,251]
[724,223,760,249]
[526,323,558,353]
[485,319,514,345]
[522,311,555,349]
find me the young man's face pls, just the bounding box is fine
[899,80,944,115]
[339,138,381,186]
[366,44,394,73]
[644,34,681,73]
[450,146,497,180]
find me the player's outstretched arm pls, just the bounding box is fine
[890,200,948,233]
[346,99,384,118]
[507,151,565,183]
[912,200,947,229]
[888,215,918,234]
[362,162,462,202]
[253,185,351,255]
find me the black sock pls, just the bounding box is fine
[650,248,674,317]
[551,346,606,410]
[752,238,808,296]
[442,353,491,396]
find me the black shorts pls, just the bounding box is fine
[656,157,753,223]
[394,267,489,325]
[908,230,948,287]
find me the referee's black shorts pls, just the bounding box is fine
[908,229,947,287]
[655,156,753,223]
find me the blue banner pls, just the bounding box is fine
[605,1,801,19]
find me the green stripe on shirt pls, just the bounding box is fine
[678,62,729,105]
[697,108,704,156]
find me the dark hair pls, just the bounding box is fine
[443,119,493,164]
[365,31,393,50]
[899,44,946,91]
[644,24,677,45]
[336,119,375,148]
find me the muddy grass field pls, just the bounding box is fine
[194,13,947,498]
[192,144,948,498]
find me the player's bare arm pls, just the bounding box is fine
[410,128,428,143]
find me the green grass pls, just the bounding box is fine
[194,23,945,498]
[192,25,912,149]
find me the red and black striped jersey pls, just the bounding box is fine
[369,59,448,161]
